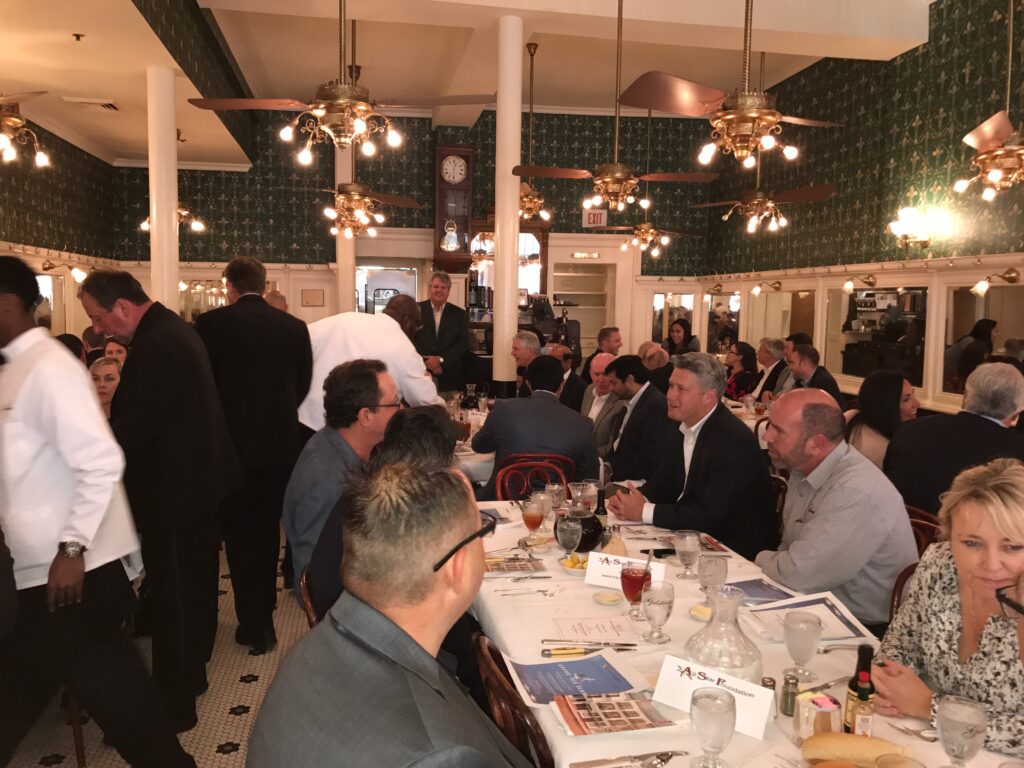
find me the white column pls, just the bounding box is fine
[146,66,180,312]
[334,145,356,312]
[493,15,524,389]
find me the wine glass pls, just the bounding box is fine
[691,687,736,768]
[555,516,582,563]
[783,611,822,682]
[521,500,545,545]
[545,482,566,511]
[530,491,553,534]
[673,530,701,579]
[620,566,652,620]
[935,696,987,767]
[697,554,728,605]
[642,581,675,644]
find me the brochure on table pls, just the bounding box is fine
[744,591,870,642]
[652,656,775,740]
[584,553,667,589]
[504,649,650,707]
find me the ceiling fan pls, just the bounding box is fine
[0,91,50,167]
[512,0,716,213]
[692,148,835,233]
[593,110,705,257]
[618,0,839,169]
[518,43,552,222]
[189,0,493,165]
[954,0,1022,200]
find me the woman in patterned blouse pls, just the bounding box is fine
[875,458,1024,757]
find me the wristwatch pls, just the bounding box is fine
[59,541,87,559]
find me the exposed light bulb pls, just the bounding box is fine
[139,219,150,232]
[34,150,49,167]
[982,186,997,202]
[279,125,295,142]
[631,237,639,246]
[987,168,1004,183]
[751,285,762,296]
[343,227,354,239]
[650,246,661,258]
[620,242,629,252]
[616,201,625,211]
[2,146,16,163]
[178,281,189,292]
[746,215,758,233]
[760,134,777,150]
[742,155,757,169]
[68,267,88,283]
[721,213,730,221]
[324,207,338,220]
[355,209,369,223]
[592,195,603,206]
[640,242,648,251]
[627,196,636,205]
[971,278,991,296]
[783,145,799,160]
[778,215,788,228]
[768,218,779,232]
[352,117,367,135]
[639,198,651,210]
[367,227,378,237]
[701,142,717,156]
[373,212,385,224]
[953,179,971,194]
[0,134,10,151]
[698,151,713,166]
[539,209,551,221]
[386,129,402,147]
[190,219,206,232]
[361,141,377,157]
[518,209,524,217]
[330,226,339,236]
[297,147,313,166]
[842,279,855,294]
[659,235,670,245]
[582,198,593,210]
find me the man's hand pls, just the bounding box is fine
[606,481,647,521]
[424,356,443,375]
[47,552,85,612]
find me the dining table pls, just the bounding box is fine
[472,500,1009,768]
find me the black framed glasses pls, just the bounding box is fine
[361,396,402,411]
[997,585,1024,618]
[432,517,497,572]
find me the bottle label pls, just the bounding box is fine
[854,713,873,737]
[843,688,874,731]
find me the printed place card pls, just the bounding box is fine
[652,656,774,740]
[583,553,667,590]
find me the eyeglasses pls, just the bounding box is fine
[361,396,402,411]
[996,585,1024,618]
[431,516,497,572]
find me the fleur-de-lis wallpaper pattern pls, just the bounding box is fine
[3,0,1022,277]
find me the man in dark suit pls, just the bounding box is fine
[789,343,845,409]
[752,337,790,401]
[194,257,312,652]
[80,271,242,732]
[605,355,673,483]
[415,271,469,393]
[885,362,1024,514]
[607,353,779,560]
[581,326,623,384]
[549,343,586,412]
[472,356,599,499]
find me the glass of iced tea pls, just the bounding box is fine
[620,566,652,620]
[521,500,546,544]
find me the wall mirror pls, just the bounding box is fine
[943,284,1024,393]
[650,292,696,351]
[747,289,815,347]
[706,293,741,354]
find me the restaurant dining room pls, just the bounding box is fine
[3,0,1024,767]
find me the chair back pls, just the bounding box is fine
[475,634,554,768]
[496,461,569,501]
[906,505,941,556]
[298,566,319,629]
[889,561,918,621]
[499,453,577,482]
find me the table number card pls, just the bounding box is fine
[583,553,667,589]
[652,655,774,740]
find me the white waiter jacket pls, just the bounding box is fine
[298,311,445,431]
[0,328,140,589]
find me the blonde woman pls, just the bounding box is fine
[875,458,1024,757]
[89,356,121,419]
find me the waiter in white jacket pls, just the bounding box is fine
[298,293,444,432]
[0,258,193,767]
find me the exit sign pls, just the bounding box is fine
[582,209,607,228]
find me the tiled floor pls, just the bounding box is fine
[9,553,308,767]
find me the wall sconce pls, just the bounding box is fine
[887,207,954,249]
[41,259,88,284]
[750,280,782,296]
[707,283,723,295]
[140,206,207,233]
[971,267,1020,296]
[842,274,877,294]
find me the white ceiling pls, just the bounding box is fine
[1,0,932,167]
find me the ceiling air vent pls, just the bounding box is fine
[61,96,119,112]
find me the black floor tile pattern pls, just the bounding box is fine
[9,550,308,767]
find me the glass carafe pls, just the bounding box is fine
[683,585,763,683]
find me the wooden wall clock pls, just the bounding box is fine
[434,144,474,271]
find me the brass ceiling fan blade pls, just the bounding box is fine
[592,226,637,231]
[513,164,592,180]
[773,182,836,203]
[779,114,842,128]
[0,91,47,105]
[188,97,309,111]
[691,199,742,209]
[640,171,718,183]
[368,191,422,209]
[376,93,495,108]
[520,182,536,196]
[657,226,705,237]
[618,71,724,117]
[962,110,1015,151]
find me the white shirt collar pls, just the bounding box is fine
[627,381,650,409]
[562,369,571,380]
[679,403,716,436]
[965,410,1010,428]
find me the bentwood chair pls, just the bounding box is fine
[495,461,569,502]
[889,561,919,621]
[499,453,577,483]
[769,474,788,536]
[298,567,319,629]
[475,634,554,768]
[905,505,941,556]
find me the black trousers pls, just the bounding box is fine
[220,465,290,633]
[0,560,194,767]
[140,516,219,723]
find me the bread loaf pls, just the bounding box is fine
[802,732,908,767]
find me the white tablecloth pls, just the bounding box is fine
[473,501,1006,768]
[457,446,495,485]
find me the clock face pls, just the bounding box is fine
[441,154,468,185]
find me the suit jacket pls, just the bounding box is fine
[642,404,780,560]
[884,411,1024,514]
[414,300,469,393]
[798,365,845,410]
[558,370,587,412]
[648,363,673,394]
[755,359,789,401]
[247,592,531,768]
[0,527,15,639]
[580,349,599,385]
[580,385,626,459]
[607,383,673,483]
[472,391,600,498]
[110,303,242,533]
[194,294,312,468]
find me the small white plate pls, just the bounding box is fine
[593,591,622,606]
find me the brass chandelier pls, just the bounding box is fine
[953,0,1022,201]
[0,94,50,167]
[723,190,789,233]
[139,207,207,233]
[519,44,552,222]
[618,221,670,257]
[323,183,386,239]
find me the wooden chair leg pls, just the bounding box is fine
[68,692,87,768]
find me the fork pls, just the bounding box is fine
[887,722,938,742]
[509,574,552,582]
[498,589,556,597]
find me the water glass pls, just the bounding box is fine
[567,482,588,513]
[642,581,675,644]
[936,696,987,767]
[674,530,701,579]
[698,554,728,605]
[555,516,582,560]
[581,480,600,512]
[783,611,822,682]
[691,687,737,768]
[530,491,553,533]
[545,482,566,510]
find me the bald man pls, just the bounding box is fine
[264,290,288,313]
[580,352,625,458]
[298,294,444,432]
[548,343,586,412]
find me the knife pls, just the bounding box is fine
[540,638,638,648]
[569,751,685,768]
[802,675,848,694]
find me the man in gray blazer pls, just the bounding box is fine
[247,462,531,768]
[580,352,625,458]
